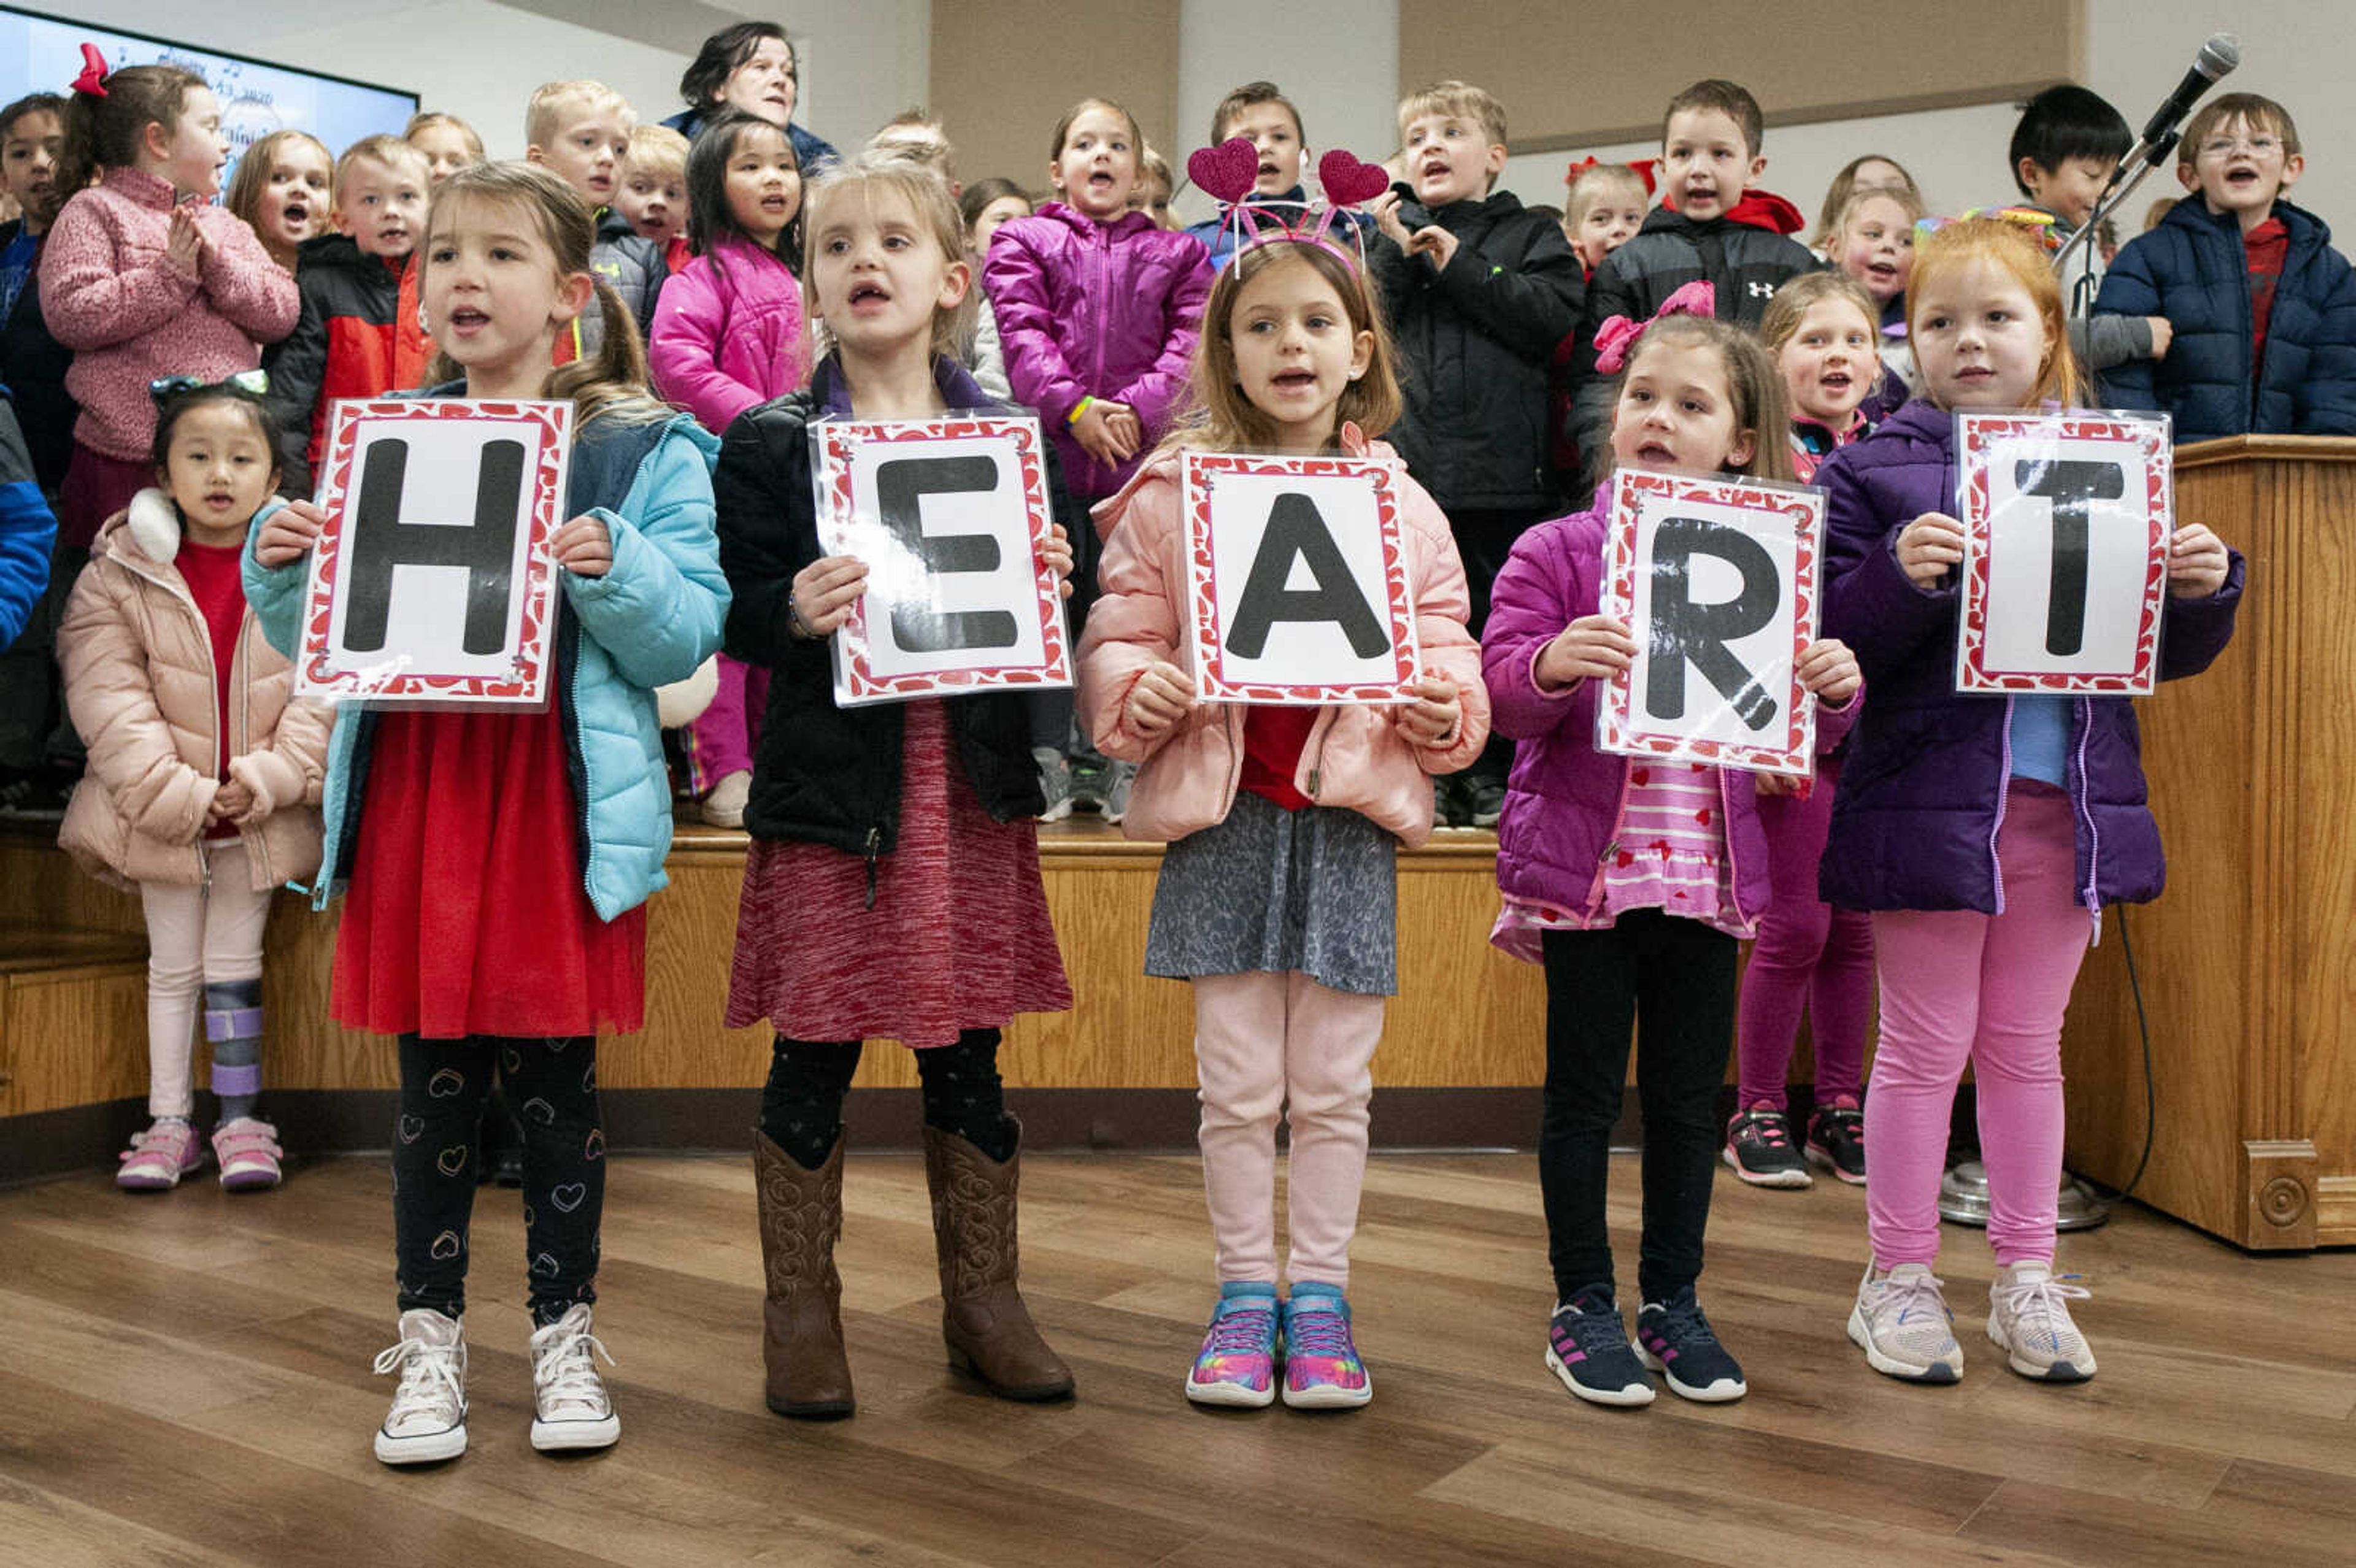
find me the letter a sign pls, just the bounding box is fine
[813,416,1071,706]
[298,399,572,707]
[1954,411,2172,696]
[1182,452,1419,704]
[1596,469,1824,777]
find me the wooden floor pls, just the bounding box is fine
[3,1151,2352,1568]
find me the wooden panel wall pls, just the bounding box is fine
[927,1,1184,196]
[1397,1,2081,151]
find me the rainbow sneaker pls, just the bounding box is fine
[1280,1283,1372,1409]
[1185,1282,1279,1408]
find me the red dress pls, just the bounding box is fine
[725,699,1070,1048]
[332,703,646,1039]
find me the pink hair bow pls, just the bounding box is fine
[71,42,109,98]
[1591,279,1716,374]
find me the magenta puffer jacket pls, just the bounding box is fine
[983,203,1209,498]
[1481,489,1779,935]
[648,236,811,436]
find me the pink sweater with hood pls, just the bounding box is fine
[1077,432,1490,847]
[39,168,299,461]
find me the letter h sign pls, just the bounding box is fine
[297,399,574,707]
[1596,469,1824,777]
[1954,412,2173,696]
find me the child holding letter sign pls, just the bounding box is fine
[1080,225,1488,1410]
[248,163,730,1465]
[714,152,1081,1418]
[1482,306,1860,1409]
[1819,217,2240,1385]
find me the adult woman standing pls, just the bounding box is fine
[664,23,838,172]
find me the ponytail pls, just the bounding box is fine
[57,63,204,200]
[547,279,671,428]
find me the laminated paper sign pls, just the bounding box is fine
[1596,468,1825,777]
[811,416,1071,707]
[1955,410,2173,696]
[1181,451,1419,705]
[298,399,572,707]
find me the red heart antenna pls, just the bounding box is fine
[1317,150,1391,208]
[1186,137,1259,207]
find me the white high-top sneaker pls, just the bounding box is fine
[372,1309,468,1464]
[528,1303,620,1452]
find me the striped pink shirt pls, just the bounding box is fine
[1493,759,1750,957]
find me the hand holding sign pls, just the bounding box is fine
[254,498,328,568]
[2168,523,2228,599]
[790,555,870,639]
[551,515,614,578]
[1897,512,1966,589]
[1795,638,1861,707]
[1123,658,1196,740]
[1392,674,1461,745]
[1536,614,1638,691]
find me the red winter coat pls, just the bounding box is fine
[262,234,433,494]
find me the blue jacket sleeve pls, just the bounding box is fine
[240,497,311,659]
[2299,248,2356,436]
[564,424,729,689]
[0,401,55,647]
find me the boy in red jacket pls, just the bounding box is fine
[261,135,433,495]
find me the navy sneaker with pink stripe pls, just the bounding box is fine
[1636,1286,1747,1402]
[1544,1287,1653,1407]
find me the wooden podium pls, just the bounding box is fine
[2063,436,2356,1250]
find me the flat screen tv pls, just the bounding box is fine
[1,6,418,198]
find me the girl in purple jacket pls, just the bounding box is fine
[984,99,1211,816]
[1820,217,2241,1387]
[648,110,811,826]
[1484,313,1861,1410]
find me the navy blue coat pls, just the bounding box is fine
[1817,399,2243,915]
[2094,196,2356,442]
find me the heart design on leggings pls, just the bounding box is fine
[545,1037,571,1054]
[522,1096,556,1126]
[502,1046,522,1072]
[582,1129,606,1162]
[430,1229,462,1261]
[531,1251,561,1277]
[549,1182,588,1214]
[435,1145,469,1177]
[522,1204,537,1229]
[580,1064,596,1095]
[427,1068,465,1099]
[397,1115,425,1145]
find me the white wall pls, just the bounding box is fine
[35,0,931,161]
[2085,1,2352,233]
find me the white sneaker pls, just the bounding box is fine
[372,1309,468,1464]
[1847,1262,1963,1383]
[529,1303,620,1452]
[1988,1261,2096,1382]
[700,771,751,829]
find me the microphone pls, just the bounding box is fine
[2139,33,2240,145]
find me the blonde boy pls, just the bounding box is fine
[523,80,664,353]
[618,124,690,247]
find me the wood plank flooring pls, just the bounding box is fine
[1,1151,2350,1568]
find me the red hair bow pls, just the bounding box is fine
[1591,280,1716,374]
[71,42,110,98]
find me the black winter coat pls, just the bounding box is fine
[714,356,1072,861]
[1366,190,1583,513]
[1569,206,1820,467]
[0,221,75,491]
[2094,196,2356,442]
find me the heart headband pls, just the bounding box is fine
[71,42,110,98]
[1915,206,2062,253]
[1591,279,1716,374]
[1185,138,1390,269]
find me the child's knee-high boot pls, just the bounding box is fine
[753,1130,854,1419]
[921,1123,1073,1401]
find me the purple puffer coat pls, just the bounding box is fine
[982,202,1210,499]
[1482,489,1781,937]
[1818,398,2244,915]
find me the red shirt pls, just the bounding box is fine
[1237,706,1319,811]
[174,538,247,840]
[2245,217,2290,376]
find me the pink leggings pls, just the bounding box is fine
[1193,970,1386,1289]
[681,654,769,794]
[1734,762,1875,1112]
[1865,783,2091,1269]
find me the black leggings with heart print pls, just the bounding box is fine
[392,1034,604,1328]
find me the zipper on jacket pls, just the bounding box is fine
[2071,696,2104,945]
[1988,698,2017,917]
[1304,708,1338,799]
[863,825,882,910]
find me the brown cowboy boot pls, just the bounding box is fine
[753,1131,855,1419]
[921,1123,1074,1401]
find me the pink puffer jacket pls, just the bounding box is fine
[1076,437,1490,848]
[57,494,329,891]
[647,236,812,434]
[982,203,1210,498]
[39,168,298,462]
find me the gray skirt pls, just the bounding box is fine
[1144,789,1398,996]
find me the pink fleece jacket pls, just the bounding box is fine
[647,235,812,434]
[37,167,298,462]
[1077,435,1491,848]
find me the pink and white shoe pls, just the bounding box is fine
[212,1117,285,1191]
[117,1119,205,1191]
